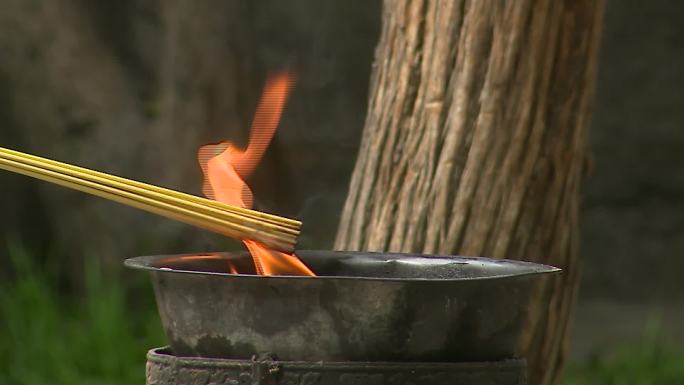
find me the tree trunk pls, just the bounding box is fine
[335,1,604,384]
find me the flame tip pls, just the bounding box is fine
[196,70,314,276]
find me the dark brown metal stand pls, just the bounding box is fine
[146,347,527,385]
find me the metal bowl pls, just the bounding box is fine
[125,250,560,362]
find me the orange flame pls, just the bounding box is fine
[197,71,314,276]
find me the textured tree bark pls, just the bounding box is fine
[335,1,604,384]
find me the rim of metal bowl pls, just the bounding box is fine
[124,250,561,283]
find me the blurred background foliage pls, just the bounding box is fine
[565,321,684,385]
[1,238,683,385]
[0,238,165,385]
[1,0,683,384]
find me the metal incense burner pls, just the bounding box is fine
[126,250,560,367]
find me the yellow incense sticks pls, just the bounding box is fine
[0,147,299,253]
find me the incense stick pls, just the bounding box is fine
[0,157,296,252]
[0,147,299,229]
[0,149,298,237]
[0,147,299,252]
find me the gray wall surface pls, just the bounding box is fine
[581,0,684,300]
[0,0,682,304]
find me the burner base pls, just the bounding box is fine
[146,347,526,385]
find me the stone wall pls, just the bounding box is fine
[581,0,684,300]
[0,0,381,273]
[1,0,682,302]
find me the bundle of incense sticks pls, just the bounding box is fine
[0,147,299,253]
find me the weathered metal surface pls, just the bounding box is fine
[146,347,527,385]
[126,250,560,362]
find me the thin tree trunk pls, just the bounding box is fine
[335,1,604,384]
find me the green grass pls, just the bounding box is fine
[1,239,683,385]
[564,321,684,385]
[0,239,165,385]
